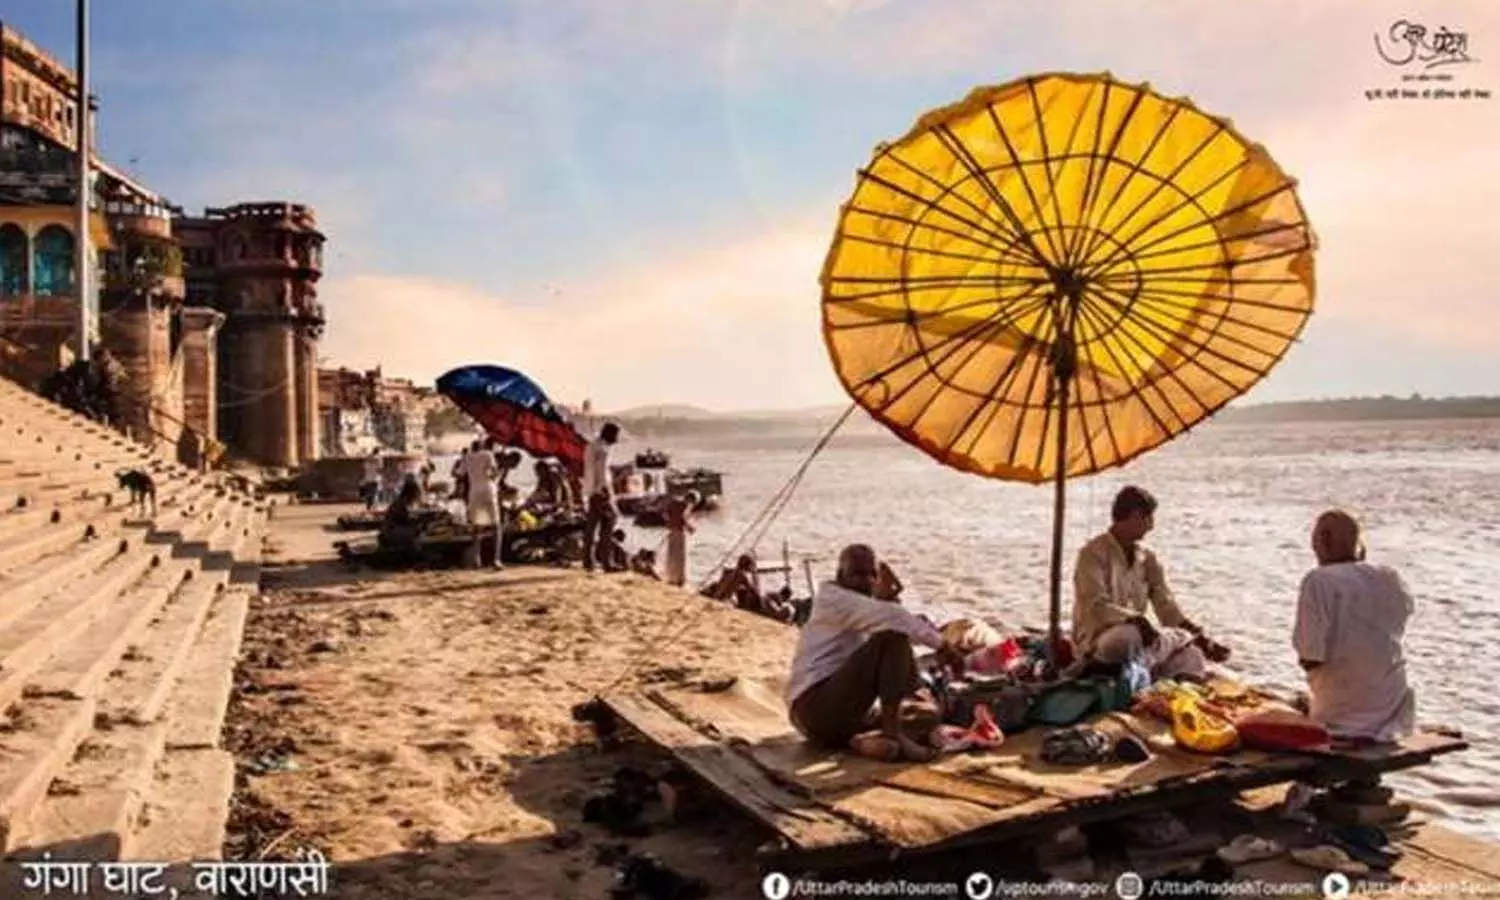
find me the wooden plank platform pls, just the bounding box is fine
[601,679,1468,869]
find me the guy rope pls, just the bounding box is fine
[599,403,858,693]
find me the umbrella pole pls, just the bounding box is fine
[1047,297,1080,670]
[1047,371,1070,665]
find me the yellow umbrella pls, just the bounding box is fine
[821,72,1316,656]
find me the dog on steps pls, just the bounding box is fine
[116,468,157,517]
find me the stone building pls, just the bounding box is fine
[0,21,325,469]
[318,366,439,456]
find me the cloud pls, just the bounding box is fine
[318,221,837,410]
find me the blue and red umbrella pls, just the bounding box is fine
[436,365,588,476]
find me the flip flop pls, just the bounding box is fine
[1217,834,1284,865]
[1291,845,1371,876]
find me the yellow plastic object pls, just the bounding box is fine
[1170,693,1240,754]
[821,72,1316,482]
[515,510,540,532]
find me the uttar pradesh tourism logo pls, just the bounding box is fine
[1368,19,1491,101]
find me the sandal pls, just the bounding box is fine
[1291,845,1371,876]
[1218,834,1284,865]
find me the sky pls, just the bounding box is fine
[2,0,1498,412]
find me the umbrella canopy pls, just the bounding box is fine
[821,72,1316,653]
[436,365,588,476]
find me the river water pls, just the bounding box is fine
[614,416,1500,840]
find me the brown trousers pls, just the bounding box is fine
[790,631,930,749]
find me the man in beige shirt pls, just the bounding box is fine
[1072,486,1229,680]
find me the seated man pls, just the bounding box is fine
[701,555,762,611]
[787,544,963,762]
[378,477,431,554]
[1293,510,1415,743]
[1073,486,1229,681]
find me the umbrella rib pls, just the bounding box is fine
[876,144,1044,255]
[1086,279,1308,314]
[1123,288,1303,347]
[850,289,1051,400]
[826,279,1049,307]
[1050,81,1099,271]
[1079,159,1272,281]
[856,167,1049,268]
[874,152,1045,266]
[1103,243,1309,280]
[910,305,1034,448]
[983,104,1067,268]
[1093,280,1286,371]
[837,230,1033,268]
[1084,284,1260,386]
[1065,77,1121,269]
[1025,77,1073,268]
[1072,297,1172,443]
[946,323,1049,461]
[927,125,1058,268]
[845,203,1046,270]
[829,273,1052,286]
[1091,180,1306,276]
[1073,298,1187,442]
[1075,93,1192,268]
[1004,302,1058,469]
[1109,219,1311,266]
[1096,273,1303,287]
[862,297,1052,422]
[828,291,1050,332]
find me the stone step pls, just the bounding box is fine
[0,480,205,619]
[0,550,163,715]
[129,747,235,862]
[0,494,113,543]
[11,579,228,859]
[0,696,98,852]
[105,576,227,728]
[0,432,148,469]
[0,475,197,572]
[164,588,252,751]
[23,563,192,708]
[0,492,235,856]
[0,537,130,620]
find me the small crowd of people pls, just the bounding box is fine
[359,420,712,577]
[40,344,126,429]
[786,486,1416,763]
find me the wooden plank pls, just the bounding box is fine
[600,693,869,852]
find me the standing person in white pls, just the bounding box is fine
[1293,510,1416,743]
[581,422,620,572]
[460,439,503,569]
[663,492,698,587]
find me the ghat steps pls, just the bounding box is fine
[0,376,267,873]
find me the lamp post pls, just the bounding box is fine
[74,0,91,362]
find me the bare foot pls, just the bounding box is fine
[848,733,901,762]
[897,735,937,763]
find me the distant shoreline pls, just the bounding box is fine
[605,396,1500,435]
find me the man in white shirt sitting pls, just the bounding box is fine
[787,544,963,763]
[1293,510,1416,743]
[1073,486,1229,680]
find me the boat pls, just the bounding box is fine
[635,448,671,469]
[611,463,725,525]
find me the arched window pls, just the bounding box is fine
[33,225,75,296]
[0,224,26,295]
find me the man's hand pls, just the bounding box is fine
[1127,615,1160,648]
[875,562,904,601]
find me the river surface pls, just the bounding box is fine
[608,416,1500,840]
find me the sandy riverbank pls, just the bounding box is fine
[226,502,1500,900]
[228,502,792,899]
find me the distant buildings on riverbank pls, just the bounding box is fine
[0,21,325,470]
[318,365,449,456]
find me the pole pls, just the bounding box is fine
[74,0,91,362]
[1046,290,1081,668]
